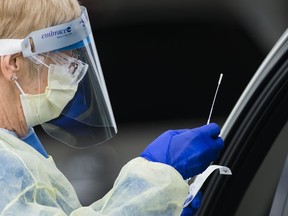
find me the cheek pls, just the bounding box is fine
[40,70,48,93]
[25,68,48,94]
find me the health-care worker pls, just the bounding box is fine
[0,0,224,215]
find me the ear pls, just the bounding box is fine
[0,53,22,81]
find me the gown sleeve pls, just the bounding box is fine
[71,157,189,216]
[0,134,188,216]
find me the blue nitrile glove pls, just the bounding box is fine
[140,123,224,179]
[181,191,202,216]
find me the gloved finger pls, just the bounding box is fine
[196,122,221,138]
[174,123,221,138]
[172,129,190,135]
[181,125,223,151]
[181,191,202,216]
[215,136,224,149]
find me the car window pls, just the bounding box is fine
[235,120,288,216]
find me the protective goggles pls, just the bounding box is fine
[0,7,117,148]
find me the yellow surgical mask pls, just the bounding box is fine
[15,64,79,128]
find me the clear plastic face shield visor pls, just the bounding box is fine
[0,7,117,148]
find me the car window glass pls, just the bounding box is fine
[235,120,288,216]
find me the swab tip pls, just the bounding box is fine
[218,73,223,85]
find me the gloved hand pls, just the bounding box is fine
[140,123,224,179]
[181,191,202,216]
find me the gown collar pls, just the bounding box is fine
[0,128,48,158]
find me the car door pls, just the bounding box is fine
[197,29,288,216]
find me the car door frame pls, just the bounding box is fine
[197,29,288,216]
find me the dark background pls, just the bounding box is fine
[37,0,288,205]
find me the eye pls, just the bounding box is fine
[71,49,80,59]
[68,61,79,75]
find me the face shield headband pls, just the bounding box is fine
[0,6,117,148]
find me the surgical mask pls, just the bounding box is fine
[14,53,88,128]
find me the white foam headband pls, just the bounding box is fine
[0,39,23,56]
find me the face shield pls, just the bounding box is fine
[0,7,117,148]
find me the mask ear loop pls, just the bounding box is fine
[12,54,47,96]
[11,74,25,95]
